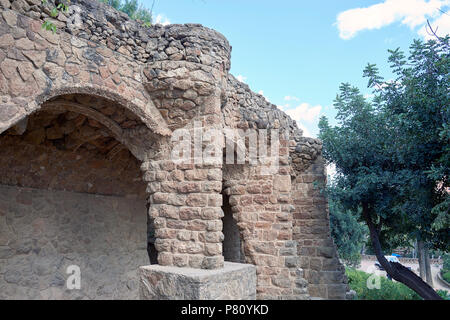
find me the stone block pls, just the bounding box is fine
[139,262,256,300]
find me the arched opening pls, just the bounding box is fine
[0,94,154,299]
[221,193,243,263]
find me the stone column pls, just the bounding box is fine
[141,59,229,270]
[139,60,257,299]
[291,153,348,299]
[141,158,224,269]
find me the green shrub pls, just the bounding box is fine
[444,254,450,272]
[346,268,422,300]
[443,270,450,283]
[437,290,450,300]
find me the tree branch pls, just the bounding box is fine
[425,19,450,49]
[362,203,442,300]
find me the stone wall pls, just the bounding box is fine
[0,0,231,70]
[222,75,346,299]
[0,184,148,299]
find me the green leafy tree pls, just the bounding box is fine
[329,199,367,267]
[319,37,449,300]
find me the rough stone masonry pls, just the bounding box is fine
[0,0,348,299]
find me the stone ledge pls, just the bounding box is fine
[139,262,256,300]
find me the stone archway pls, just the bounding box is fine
[0,93,160,299]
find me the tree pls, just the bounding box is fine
[319,37,449,300]
[329,198,367,267]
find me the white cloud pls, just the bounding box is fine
[296,122,313,138]
[282,102,323,138]
[236,75,247,83]
[283,102,322,123]
[284,95,300,102]
[154,14,171,26]
[336,0,449,40]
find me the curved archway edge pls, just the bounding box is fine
[1,84,171,138]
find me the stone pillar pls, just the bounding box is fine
[139,57,259,299]
[141,158,224,270]
[141,58,229,270]
[291,156,348,299]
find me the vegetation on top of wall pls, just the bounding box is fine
[41,0,156,33]
[41,0,69,33]
[98,0,155,26]
[329,200,368,267]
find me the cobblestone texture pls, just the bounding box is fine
[0,185,148,299]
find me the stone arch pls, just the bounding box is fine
[1,84,171,141]
[0,8,171,138]
[0,91,162,299]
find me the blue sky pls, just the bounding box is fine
[145,0,450,137]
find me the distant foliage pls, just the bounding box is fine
[443,253,450,271]
[99,0,154,26]
[443,271,450,283]
[329,200,367,267]
[442,253,450,283]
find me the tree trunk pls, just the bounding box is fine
[424,246,434,287]
[413,240,417,259]
[362,205,442,300]
[418,240,426,280]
